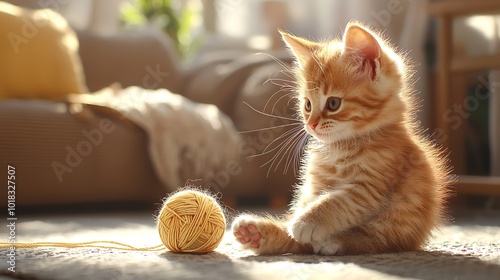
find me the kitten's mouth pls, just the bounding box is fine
[306,125,335,143]
[310,131,331,142]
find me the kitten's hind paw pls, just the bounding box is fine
[232,215,264,251]
[234,223,261,248]
[232,214,310,255]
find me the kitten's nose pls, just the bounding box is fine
[310,122,319,130]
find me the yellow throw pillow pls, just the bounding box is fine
[0,2,88,99]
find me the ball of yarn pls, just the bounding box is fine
[157,190,226,253]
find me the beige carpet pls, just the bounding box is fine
[1,210,499,280]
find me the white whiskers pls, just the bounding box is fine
[240,94,309,177]
[236,53,315,177]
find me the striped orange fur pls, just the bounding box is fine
[232,22,452,255]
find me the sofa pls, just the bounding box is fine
[0,21,300,209]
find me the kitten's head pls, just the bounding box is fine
[281,22,411,144]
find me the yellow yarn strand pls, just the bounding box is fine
[0,190,227,254]
[0,241,164,251]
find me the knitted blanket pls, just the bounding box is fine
[69,86,241,190]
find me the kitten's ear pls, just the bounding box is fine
[343,24,381,80]
[280,31,319,69]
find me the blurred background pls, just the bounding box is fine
[1,0,500,212]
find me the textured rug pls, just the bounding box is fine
[1,210,499,280]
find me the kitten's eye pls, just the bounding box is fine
[326,97,342,111]
[304,99,312,112]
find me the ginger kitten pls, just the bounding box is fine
[232,22,451,255]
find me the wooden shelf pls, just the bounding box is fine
[430,0,500,197]
[429,0,500,16]
[451,55,500,73]
[454,175,500,196]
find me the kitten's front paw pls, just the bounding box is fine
[288,214,329,245]
[313,242,340,256]
[232,215,263,252]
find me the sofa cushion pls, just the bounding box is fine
[0,2,87,99]
[0,99,163,207]
[77,29,184,94]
